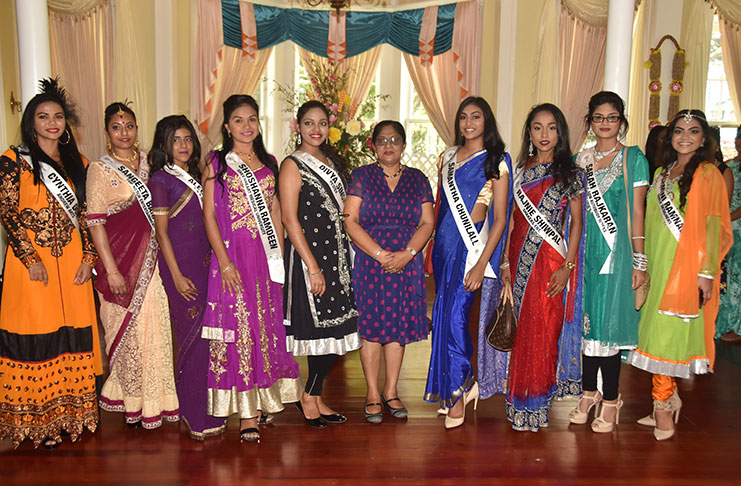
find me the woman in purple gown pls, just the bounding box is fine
[344,121,434,423]
[148,115,227,440]
[201,95,302,443]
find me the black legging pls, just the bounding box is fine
[305,354,338,396]
[582,353,621,401]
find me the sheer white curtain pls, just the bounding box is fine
[679,0,713,112]
[714,0,741,124]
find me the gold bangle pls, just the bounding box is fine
[562,261,576,270]
[221,263,235,273]
[107,269,121,277]
[309,269,323,276]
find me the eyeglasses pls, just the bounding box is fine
[591,114,621,124]
[375,137,404,146]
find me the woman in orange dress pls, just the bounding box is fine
[0,79,102,449]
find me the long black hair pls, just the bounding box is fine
[149,115,201,179]
[214,94,276,189]
[296,100,350,181]
[584,90,629,138]
[660,109,715,210]
[454,96,506,180]
[519,103,577,185]
[19,78,87,203]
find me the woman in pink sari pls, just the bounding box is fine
[87,102,179,428]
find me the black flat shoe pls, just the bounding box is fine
[258,413,274,425]
[295,401,327,429]
[126,420,143,429]
[364,403,383,424]
[381,393,408,419]
[320,413,347,424]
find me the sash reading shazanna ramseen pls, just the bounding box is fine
[20,151,80,231]
[225,152,284,284]
[513,167,567,259]
[655,171,684,242]
[164,163,203,208]
[579,150,618,273]
[440,147,496,278]
[100,154,155,229]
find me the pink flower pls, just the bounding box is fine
[329,115,337,124]
[330,74,336,81]
[330,103,339,113]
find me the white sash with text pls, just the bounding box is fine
[100,155,154,229]
[440,147,496,279]
[580,150,618,273]
[513,168,567,259]
[226,152,284,284]
[164,164,203,208]
[23,153,80,231]
[655,171,684,242]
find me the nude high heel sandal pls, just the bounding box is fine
[653,393,682,441]
[637,389,680,427]
[569,391,602,425]
[444,382,479,429]
[591,394,622,433]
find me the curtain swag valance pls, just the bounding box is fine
[220,0,457,58]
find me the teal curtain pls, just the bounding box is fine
[221,0,457,58]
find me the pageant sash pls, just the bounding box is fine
[440,147,496,279]
[292,150,346,209]
[225,152,284,284]
[164,163,203,208]
[513,168,567,259]
[20,152,80,231]
[580,150,617,274]
[291,150,355,267]
[100,154,155,230]
[656,171,684,242]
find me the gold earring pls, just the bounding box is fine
[133,140,140,151]
[106,139,112,153]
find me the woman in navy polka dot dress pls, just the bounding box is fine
[344,121,434,423]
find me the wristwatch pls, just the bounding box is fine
[406,247,417,257]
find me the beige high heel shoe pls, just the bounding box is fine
[591,394,622,433]
[637,389,680,427]
[569,391,603,424]
[444,382,479,429]
[653,393,682,441]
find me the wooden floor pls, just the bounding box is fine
[3,293,741,484]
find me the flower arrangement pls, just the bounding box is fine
[276,58,388,170]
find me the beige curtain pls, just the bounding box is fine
[559,11,607,151]
[719,20,741,124]
[403,49,459,146]
[534,0,607,152]
[626,0,650,147]
[202,47,273,150]
[49,2,113,159]
[679,0,713,112]
[194,0,223,135]
[111,0,151,149]
[710,0,741,25]
[48,0,106,13]
[297,45,382,119]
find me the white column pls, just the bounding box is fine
[15,0,52,108]
[154,0,175,119]
[603,0,635,103]
[495,0,517,148]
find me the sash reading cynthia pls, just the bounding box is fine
[440,147,496,278]
[100,155,155,229]
[225,152,284,284]
[163,163,203,208]
[513,166,567,259]
[17,148,80,232]
[579,149,618,273]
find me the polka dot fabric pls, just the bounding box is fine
[348,164,433,345]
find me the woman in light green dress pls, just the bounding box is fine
[569,92,649,433]
[716,125,741,341]
[627,110,732,441]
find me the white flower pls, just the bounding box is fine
[346,119,362,136]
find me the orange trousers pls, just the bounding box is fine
[652,374,677,402]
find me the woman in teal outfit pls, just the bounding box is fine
[716,125,741,341]
[569,92,649,433]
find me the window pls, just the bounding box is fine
[706,15,738,159]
